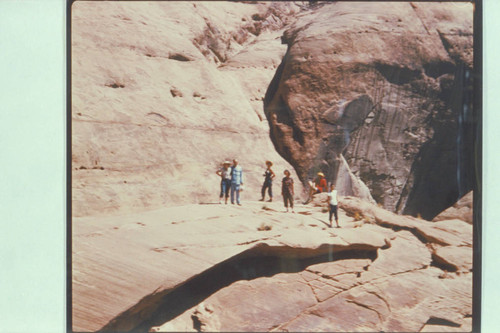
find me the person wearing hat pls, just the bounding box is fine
[259,160,276,202]
[305,172,328,203]
[216,161,232,204]
[315,172,328,193]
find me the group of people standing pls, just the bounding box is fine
[216,159,243,205]
[257,161,296,213]
[216,160,339,227]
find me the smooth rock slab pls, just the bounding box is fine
[143,223,471,332]
[432,245,473,272]
[415,219,473,247]
[152,273,318,332]
[73,201,389,332]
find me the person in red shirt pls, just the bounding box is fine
[315,172,328,193]
[305,172,327,203]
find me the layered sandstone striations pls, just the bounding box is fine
[71,198,472,332]
[72,1,474,218]
[72,1,305,217]
[263,2,474,219]
[72,3,475,332]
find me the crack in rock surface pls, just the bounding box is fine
[71,1,474,332]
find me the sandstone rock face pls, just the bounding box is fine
[72,197,472,332]
[72,1,305,217]
[72,1,475,219]
[71,2,474,333]
[433,190,473,224]
[263,2,474,219]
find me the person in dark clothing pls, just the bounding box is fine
[259,160,276,202]
[281,169,295,213]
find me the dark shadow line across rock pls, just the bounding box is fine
[98,243,378,332]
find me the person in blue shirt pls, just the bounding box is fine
[230,159,244,205]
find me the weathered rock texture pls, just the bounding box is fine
[72,1,306,217]
[263,1,474,219]
[71,197,472,332]
[72,1,474,219]
[71,2,475,333]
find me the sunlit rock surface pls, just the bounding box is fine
[71,2,475,332]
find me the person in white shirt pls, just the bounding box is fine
[326,184,339,228]
[216,161,232,204]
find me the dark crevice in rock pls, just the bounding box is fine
[78,165,105,170]
[423,60,456,79]
[99,243,378,332]
[146,112,168,122]
[380,241,391,250]
[401,61,475,220]
[424,316,461,328]
[251,13,265,21]
[375,221,430,245]
[170,88,183,98]
[105,83,125,89]
[374,62,421,85]
[168,53,192,62]
[431,253,458,273]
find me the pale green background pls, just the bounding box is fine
[0,0,497,332]
[0,1,66,332]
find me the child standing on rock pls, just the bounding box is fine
[326,184,339,228]
[281,170,295,213]
[259,160,275,202]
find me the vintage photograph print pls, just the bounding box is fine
[70,1,479,332]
